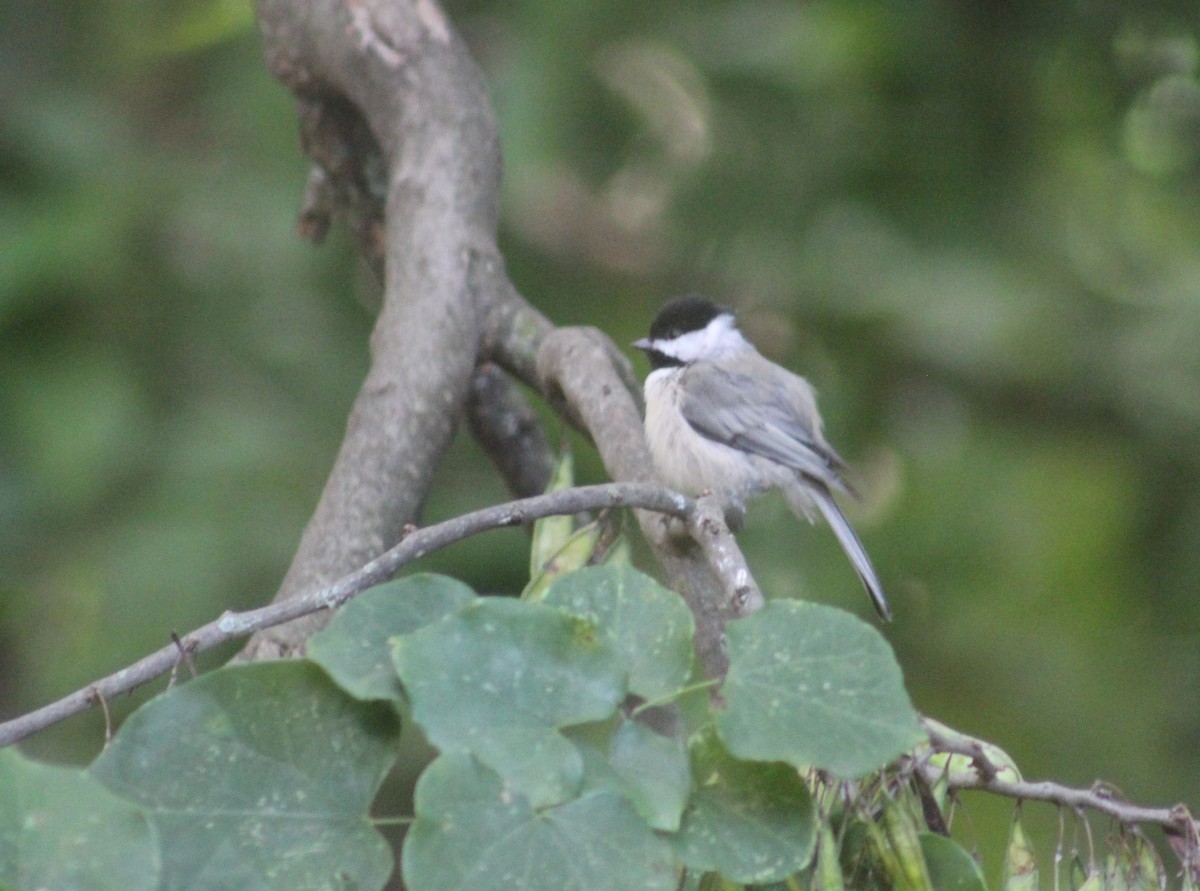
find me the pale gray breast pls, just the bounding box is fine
[643,371,764,500]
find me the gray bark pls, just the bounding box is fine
[246,0,752,676]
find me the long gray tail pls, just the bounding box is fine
[810,485,892,621]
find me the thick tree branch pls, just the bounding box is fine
[0,483,692,749]
[466,362,555,499]
[476,263,555,391]
[244,0,504,658]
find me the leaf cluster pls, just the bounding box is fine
[4,563,1190,889]
[1,565,934,890]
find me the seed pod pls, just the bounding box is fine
[1002,819,1039,891]
[872,796,932,891]
[814,822,845,891]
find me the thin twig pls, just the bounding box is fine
[946,773,1192,832]
[169,631,198,685]
[921,717,1199,838]
[0,482,692,748]
[91,687,112,745]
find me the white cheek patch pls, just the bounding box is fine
[652,313,744,363]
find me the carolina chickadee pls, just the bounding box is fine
[633,296,892,621]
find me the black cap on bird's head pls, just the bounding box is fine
[633,296,739,370]
[647,296,732,341]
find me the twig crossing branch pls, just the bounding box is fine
[0,482,758,748]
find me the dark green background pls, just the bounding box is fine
[4,0,1199,880]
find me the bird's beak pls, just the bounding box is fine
[632,338,653,352]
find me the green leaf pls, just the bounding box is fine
[920,833,988,891]
[392,598,625,808]
[543,564,694,700]
[402,752,678,891]
[308,573,476,701]
[524,447,579,599]
[670,728,815,885]
[601,531,633,566]
[90,662,399,891]
[717,600,923,777]
[523,446,632,602]
[0,748,159,891]
[525,521,607,602]
[607,719,691,831]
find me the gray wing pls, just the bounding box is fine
[678,362,850,490]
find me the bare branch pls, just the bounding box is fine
[920,717,1200,841]
[0,483,692,749]
[948,773,1194,832]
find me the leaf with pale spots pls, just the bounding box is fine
[543,564,694,700]
[402,752,678,891]
[716,600,923,778]
[308,573,476,702]
[669,727,815,885]
[0,748,159,891]
[391,597,625,808]
[90,662,399,891]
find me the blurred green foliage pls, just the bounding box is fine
[3,0,1200,880]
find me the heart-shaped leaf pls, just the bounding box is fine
[717,600,922,777]
[670,728,815,884]
[91,662,399,891]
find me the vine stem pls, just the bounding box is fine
[629,679,721,717]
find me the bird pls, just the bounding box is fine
[632,295,892,620]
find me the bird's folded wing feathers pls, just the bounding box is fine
[678,365,849,489]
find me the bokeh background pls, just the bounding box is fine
[4,0,1200,880]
